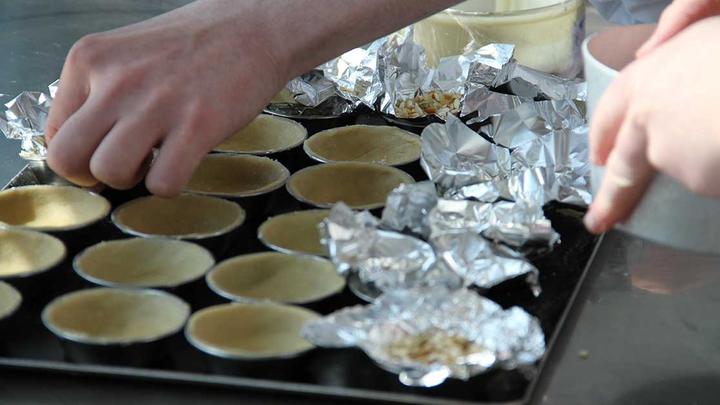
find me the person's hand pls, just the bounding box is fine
[45,0,458,197]
[637,0,720,56]
[45,0,290,196]
[584,17,720,234]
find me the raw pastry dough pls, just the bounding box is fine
[0,185,110,231]
[43,288,189,344]
[186,302,319,358]
[258,210,330,256]
[0,229,66,278]
[0,281,21,320]
[287,162,414,209]
[304,125,420,166]
[76,238,215,288]
[207,252,343,304]
[185,154,289,197]
[113,194,245,237]
[214,115,306,154]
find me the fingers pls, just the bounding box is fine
[584,117,656,234]
[589,66,633,165]
[89,119,162,190]
[46,93,115,187]
[145,130,209,198]
[45,71,89,143]
[637,0,720,57]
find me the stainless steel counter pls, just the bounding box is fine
[3,2,720,404]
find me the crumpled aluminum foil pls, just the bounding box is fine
[443,181,500,203]
[379,33,516,120]
[303,287,545,387]
[465,44,515,87]
[425,195,558,250]
[322,38,385,109]
[266,70,354,118]
[379,28,435,119]
[418,114,565,246]
[420,114,511,191]
[485,200,560,247]
[381,181,438,238]
[427,198,493,237]
[355,230,436,290]
[0,80,57,160]
[508,127,592,206]
[431,231,540,294]
[492,61,586,101]
[329,189,545,296]
[320,202,379,265]
[320,203,436,291]
[375,34,587,121]
[461,85,531,122]
[479,98,591,206]
[482,99,586,148]
[287,70,337,107]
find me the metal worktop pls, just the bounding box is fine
[2,2,720,404]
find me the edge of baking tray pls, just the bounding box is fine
[0,357,522,405]
[522,232,605,403]
[0,162,602,405]
[4,162,34,188]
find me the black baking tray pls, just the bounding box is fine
[0,113,602,405]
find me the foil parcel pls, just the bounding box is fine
[0,80,58,160]
[303,287,545,387]
[378,30,517,120]
[322,196,542,294]
[321,203,437,291]
[265,70,355,118]
[268,37,386,117]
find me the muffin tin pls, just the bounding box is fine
[0,112,600,404]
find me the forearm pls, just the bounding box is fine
[240,0,460,79]
[281,0,458,74]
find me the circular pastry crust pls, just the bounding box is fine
[0,228,66,279]
[206,252,344,304]
[286,162,414,210]
[0,281,22,321]
[75,238,215,288]
[112,194,245,239]
[258,209,330,256]
[304,125,421,166]
[184,154,289,198]
[0,185,110,231]
[42,288,190,345]
[214,114,307,155]
[185,302,319,359]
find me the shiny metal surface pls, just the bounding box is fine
[534,231,720,405]
[3,2,719,405]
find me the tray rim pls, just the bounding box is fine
[0,162,602,405]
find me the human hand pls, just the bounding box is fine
[45,0,289,196]
[637,0,720,56]
[45,0,458,197]
[584,17,720,234]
